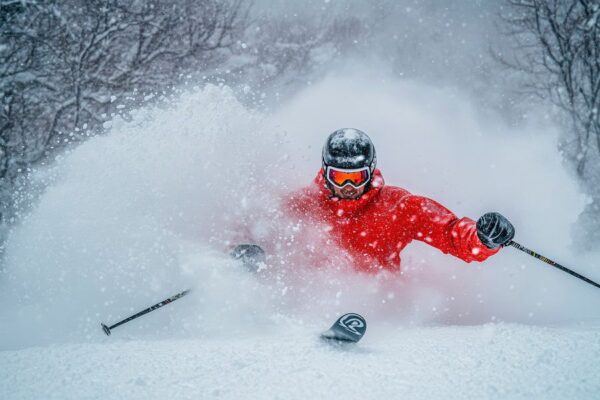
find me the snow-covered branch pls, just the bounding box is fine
[502,0,600,178]
[0,0,250,231]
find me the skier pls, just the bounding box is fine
[233,128,514,273]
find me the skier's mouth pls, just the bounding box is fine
[339,185,361,199]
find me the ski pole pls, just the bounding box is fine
[507,241,600,289]
[101,289,191,336]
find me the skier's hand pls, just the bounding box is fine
[231,244,266,272]
[476,212,515,249]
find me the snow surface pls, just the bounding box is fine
[1,70,600,398]
[2,323,600,399]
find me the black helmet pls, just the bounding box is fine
[322,128,377,172]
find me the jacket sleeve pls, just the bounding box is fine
[398,194,499,263]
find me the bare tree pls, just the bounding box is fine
[500,0,600,248]
[500,0,600,176]
[0,0,249,233]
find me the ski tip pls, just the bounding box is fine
[101,323,111,336]
[321,312,367,344]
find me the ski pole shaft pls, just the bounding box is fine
[507,241,600,289]
[101,289,191,336]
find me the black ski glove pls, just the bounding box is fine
[231,244,266,272]
[476,212,515,249]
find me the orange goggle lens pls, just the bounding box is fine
[326,167,370,188]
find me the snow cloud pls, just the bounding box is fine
[1,67,598,350]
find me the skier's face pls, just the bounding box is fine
[331,183,367,200]
[324,166,371,200]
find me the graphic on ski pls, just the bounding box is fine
[320,313,367,343]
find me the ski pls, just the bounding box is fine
[320,313,367,344]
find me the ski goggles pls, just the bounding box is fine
[325,166,371,189]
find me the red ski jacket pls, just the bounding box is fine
[285,169,498,273]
